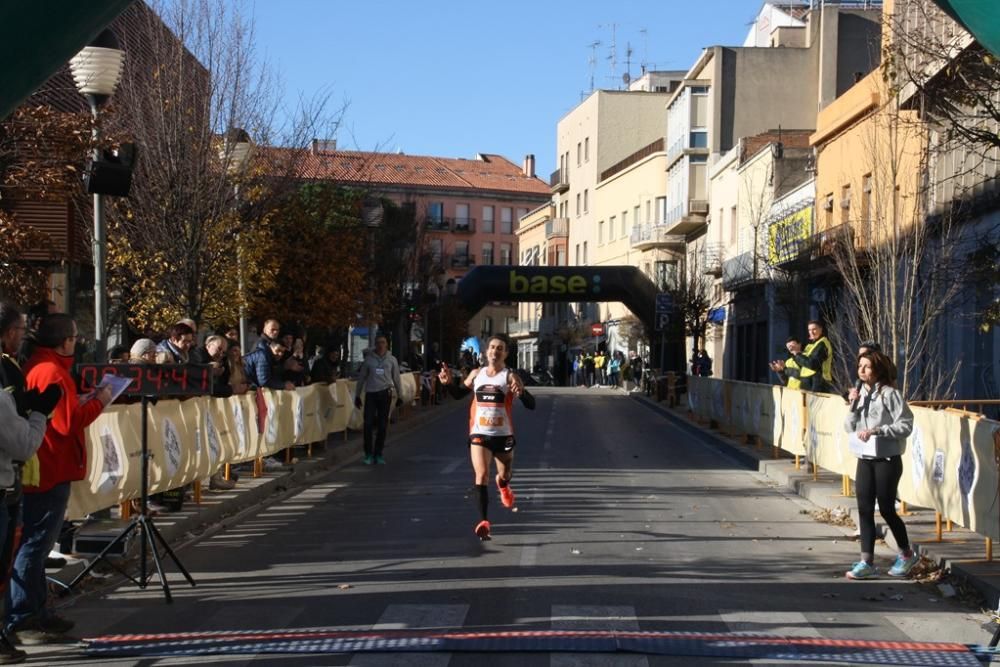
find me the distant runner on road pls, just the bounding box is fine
[439,334,535,540]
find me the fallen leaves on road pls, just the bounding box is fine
[808,507,856,529]
[911,557,988,608]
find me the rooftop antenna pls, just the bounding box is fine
[586,40,601,95]
[624,41,634,87]
[639,28,649,74]
[605,23,619,88]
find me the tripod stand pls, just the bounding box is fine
[65,395,196,602]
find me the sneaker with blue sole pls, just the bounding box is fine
[888,552,920,577]
[846,561,877,580]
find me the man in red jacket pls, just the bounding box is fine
[6,314,111,645]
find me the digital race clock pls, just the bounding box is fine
[76,363,214,397]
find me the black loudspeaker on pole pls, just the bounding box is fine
[85,142,138,197]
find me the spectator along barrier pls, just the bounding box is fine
[68,374,419,519]
[686,376,1000,553]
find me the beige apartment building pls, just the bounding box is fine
[512,204,562,374]
[552,81,682,363]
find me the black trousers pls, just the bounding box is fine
[855,455,909,556]
[363,389,392,457]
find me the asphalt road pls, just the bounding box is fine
[37,387,993,665]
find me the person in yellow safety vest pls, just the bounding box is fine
[795,320,834,393]
[769,336,807,390]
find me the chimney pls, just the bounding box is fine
[311,138,337,155]
[523,154,536,178]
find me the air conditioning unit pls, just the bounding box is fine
[840,197,851,209]
[689,200,709,214]
[823,198,834,211]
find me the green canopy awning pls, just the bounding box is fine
[0,0,134,119]
[933,0,1000,57]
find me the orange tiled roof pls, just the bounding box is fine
[280,149,551,196]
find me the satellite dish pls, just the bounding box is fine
[622,72,631,84]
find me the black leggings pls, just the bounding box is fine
[855,456,909,556]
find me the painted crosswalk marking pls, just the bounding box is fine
[350,604,468,666]
[551,605,648,666]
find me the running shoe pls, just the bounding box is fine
[496,475,515,508]
[845,561,877,580]
[375,456,386,465]
[362,455,374,465]
[888,552,920,577]
[474,520,491,540]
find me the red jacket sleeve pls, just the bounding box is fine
[26,362,103,440]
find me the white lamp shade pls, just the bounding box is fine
[69,46,125,96]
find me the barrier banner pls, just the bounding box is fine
[687,376,711,421]
[293,385,325,445]
[745,383,779,447]
[401,372,418,403]
[729,382,756,435]
[261,389,295,458]
[205,396,238,469]
[967,416,1000,540]
[780,388,806,455]
[710,379,727,425]
[893,407,983,534]
[69,405,141,519]
[805,393,851,476]
[231,392,261,464]
[144,398,195,495]
[184,398,214,483]
[324,380,351,434]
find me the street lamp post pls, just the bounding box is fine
[69,29,124,362]
[362,198,384,352]
[222,128,253,352]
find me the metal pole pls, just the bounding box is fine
[237,232,246,353]
[90,99,107,362]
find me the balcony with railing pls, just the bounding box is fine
[452,217,476,233]
[661,199,709,236]
[545,217,569,239]
[450,253,476,269]
[722,252,768,291]
[549,168,569,194]
[426,216,452,232]
[703,242,724,277]
[629,224,687,251]
[508,317,540,337]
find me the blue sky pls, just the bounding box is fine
[251,1,758,177]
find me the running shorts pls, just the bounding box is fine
[468,434,515,454]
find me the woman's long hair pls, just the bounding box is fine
[859,350,898,387]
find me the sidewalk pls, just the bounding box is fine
[49,397,467,596]
[636,392,1000,613]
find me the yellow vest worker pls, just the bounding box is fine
[797,334,833,393]
[783,356,803,390]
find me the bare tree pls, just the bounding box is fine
[102,0,346,333]
[825,97,967,400]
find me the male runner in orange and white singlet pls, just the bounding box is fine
[439,334,535,540]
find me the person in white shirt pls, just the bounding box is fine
[440,334,535,541]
